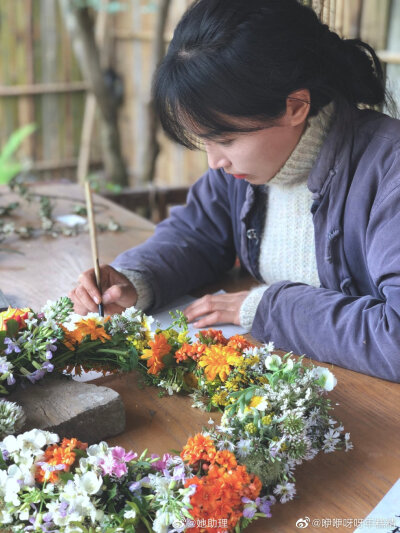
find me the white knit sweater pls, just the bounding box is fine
[239,104,334,329]
[118,104,334,323]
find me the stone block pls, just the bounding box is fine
[8,376,125,444]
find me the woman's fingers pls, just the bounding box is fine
[184,291,249,327]
[70,264,137,315]
[69,286,99,314]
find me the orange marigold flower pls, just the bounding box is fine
[75,317,111,343]
[175,342,207,363]
[198,345,242,382]
[61,325,84,350]
[214,450,237,470]
[61,437,88,451]
[182,434,263,533]
[181,433,217,465]
[140,333,171,375]
[35,438,86,484]
[196,329,228,345]
[174,343,193,363]
[0,307,30,331]
[226,335,255,352]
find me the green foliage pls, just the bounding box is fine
[0,124,36,185]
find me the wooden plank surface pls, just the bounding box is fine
[0,183,154,308]
[97,366,400,533]
[2,183,400,533]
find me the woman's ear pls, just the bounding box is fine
[285,89,311,126]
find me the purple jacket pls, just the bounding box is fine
[113,108,400,382]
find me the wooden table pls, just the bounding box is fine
[1,183,399,533]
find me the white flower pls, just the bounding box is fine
[322,427,341,452]
[121,306,140,321]
[273,481,296,503]
[75,471,103,495]
[344,432,353,452]
[0,468,21,506]
[265,342,275,353]
[265,354,282,370]
[235,438,253,458]
[283,358,294,371]
[311,367,337,391]
[124,509,137,519]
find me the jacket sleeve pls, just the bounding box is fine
[111,169,237,310]
[251,182,400,383]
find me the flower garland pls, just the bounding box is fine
[0,298,351,532]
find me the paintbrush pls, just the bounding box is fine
[84,181,104,317]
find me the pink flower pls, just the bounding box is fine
[152,453,172,472]
[112,446,137,463]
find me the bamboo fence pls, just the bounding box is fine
[0,0,397,187]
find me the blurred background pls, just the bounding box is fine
[0,0,400,220]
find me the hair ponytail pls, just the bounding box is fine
[315,24,386,109]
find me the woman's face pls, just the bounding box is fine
[201,115,306,185]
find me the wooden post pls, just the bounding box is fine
[77,4,109,185]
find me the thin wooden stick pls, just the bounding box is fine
[84,181,104,316]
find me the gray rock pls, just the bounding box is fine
[8,376,125,444]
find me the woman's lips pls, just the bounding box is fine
[232,173,248,179]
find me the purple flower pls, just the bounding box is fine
[1,449,9,460]
[27,369,46,384]
[45,341,57,360]
[7,374,15,386]
[128,481,142,492]
[258,497,272,517]
[129,476,149,494]
[243,505,256,519]
[241,496,271,520]
[42,361,54,373]
[4,338,21,355]
[152,453,172,471]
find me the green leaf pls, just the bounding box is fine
[0,124,36,185]
[5,318,19,338]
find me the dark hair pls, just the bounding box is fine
[153,0,389,149]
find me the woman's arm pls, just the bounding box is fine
[252,185,400,382]
[111,168,237,311]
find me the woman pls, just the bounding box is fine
[70,0,400,382]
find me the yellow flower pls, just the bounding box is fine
[211,390,229,406]
[0,307,30,331]
[262,414,273,425]
[177,331,190,344]
[244,423,258,434]
[198,345,242,382]
[249,396,270,410]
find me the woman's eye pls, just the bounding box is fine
[218,138,235,146]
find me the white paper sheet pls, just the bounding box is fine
[353,478,400,532]
[71,292,246,382]
[152,291,247,341]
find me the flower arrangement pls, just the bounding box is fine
[0,297,152,396]
[0,298,351,532]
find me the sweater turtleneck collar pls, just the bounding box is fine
[268,102,335,189]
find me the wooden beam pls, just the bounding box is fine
[30,158,102,172]
[377,50,400,64]
[113,30,172,42]
[0,82,88,97]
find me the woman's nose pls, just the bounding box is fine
[205,146,231,170]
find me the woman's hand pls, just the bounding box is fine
[183,291,249,328]
[69,264,137,316]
